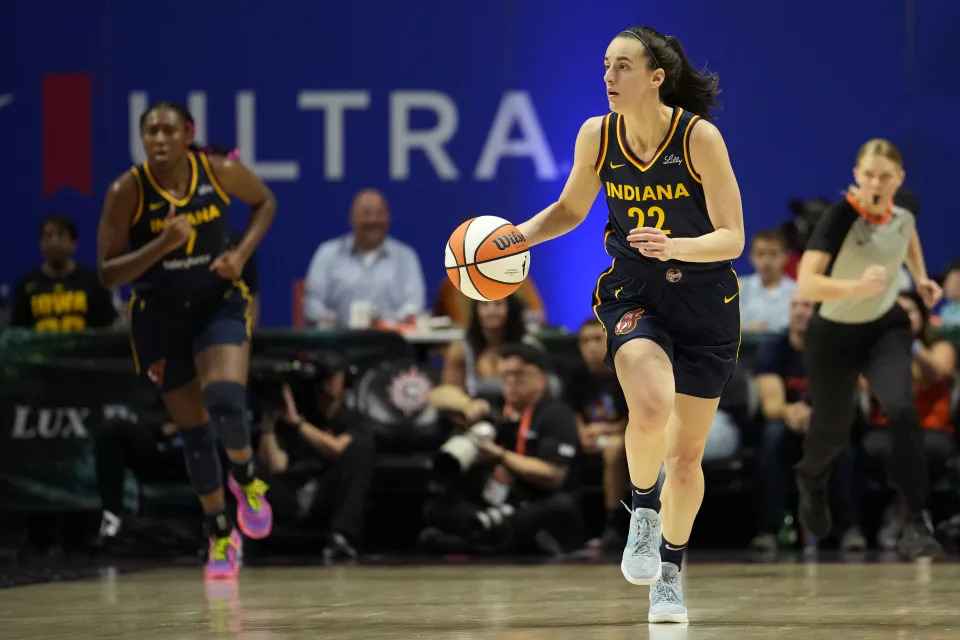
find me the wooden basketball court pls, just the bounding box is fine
[1,559,957,638]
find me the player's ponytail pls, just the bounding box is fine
[139,101,240,158]
[618,27,720,121]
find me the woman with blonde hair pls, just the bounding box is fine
[794,138,943,559]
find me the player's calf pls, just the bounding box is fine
[203,381,274,539]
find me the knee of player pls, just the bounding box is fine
[202,381,247,415]
[663,449,704,480]
[626,393,671,433]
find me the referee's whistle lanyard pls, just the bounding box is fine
[493,405,534,485]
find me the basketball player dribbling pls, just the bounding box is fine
[515,27,744,623]
[97,102,276,579]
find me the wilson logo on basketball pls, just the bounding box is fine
[615,308,644,335]
[492,231,526,251]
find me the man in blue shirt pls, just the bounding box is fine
[739,229,796,333]
[303,189,426,328]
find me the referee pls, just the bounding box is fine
[794,139,943,559]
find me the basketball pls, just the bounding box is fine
[444,216,530,301]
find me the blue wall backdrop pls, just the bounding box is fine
[3,0,959,328]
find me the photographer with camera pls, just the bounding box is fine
[421,343,582,556]
[256,352,375,562]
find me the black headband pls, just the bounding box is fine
[619,30,660,69]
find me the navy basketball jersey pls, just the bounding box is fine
[595,108,723,271]
[129,152,232,295]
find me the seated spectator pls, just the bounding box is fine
[429,295,533,413]
[10,214,117,332]
[303,189,425,328]
[752,293,865,551]
[862,292,958,548]
[565,318,628,551]
[938,260,960,326]
[433,278,547,328]
[420,343,582,555]
[739,229,796,333]
[258,351,376,562]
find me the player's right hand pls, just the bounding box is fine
[858,264,887,297]
[160,203,193,251]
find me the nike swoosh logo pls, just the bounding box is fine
[149,201,167,211]
[610,162,626,169]
[724,293,739,303]
[664,544,684,551]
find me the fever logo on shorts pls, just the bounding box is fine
[615,308,644,335]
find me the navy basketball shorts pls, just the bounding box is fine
[128,281,254,392]
[592,261,741,399]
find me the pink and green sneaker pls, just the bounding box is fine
[204,529,242,580]
[227,475,273,540]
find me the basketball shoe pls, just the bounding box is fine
[204,529,242,580]
[621,506,663,585]
[649,562,688,624]
[228,475,273,540]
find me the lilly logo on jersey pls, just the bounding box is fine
[615,308,644,335]
[492,231,527,251]
[149,204,223,234]
[662,153,683,165]
[604,182,690,202]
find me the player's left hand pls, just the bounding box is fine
[210,250,246,279]
[627,227,674,261]
[916,278,943,309]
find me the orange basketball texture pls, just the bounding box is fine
[444,216,531,301]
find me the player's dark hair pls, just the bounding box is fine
[139,101,239,158]
[39,214,77,241]
[618,27,720,120]
[465,295,527,356]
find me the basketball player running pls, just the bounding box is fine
[515,27,743,623]
[97,102,276,579]
[794,139,943,558]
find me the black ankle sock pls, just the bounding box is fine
[661,538,686,569]
[230,457,256,486]
[630,482,661,512]
[204,509,234,539]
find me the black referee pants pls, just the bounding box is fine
[796,306,929,515]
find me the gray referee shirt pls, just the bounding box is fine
[807,196,915,324]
